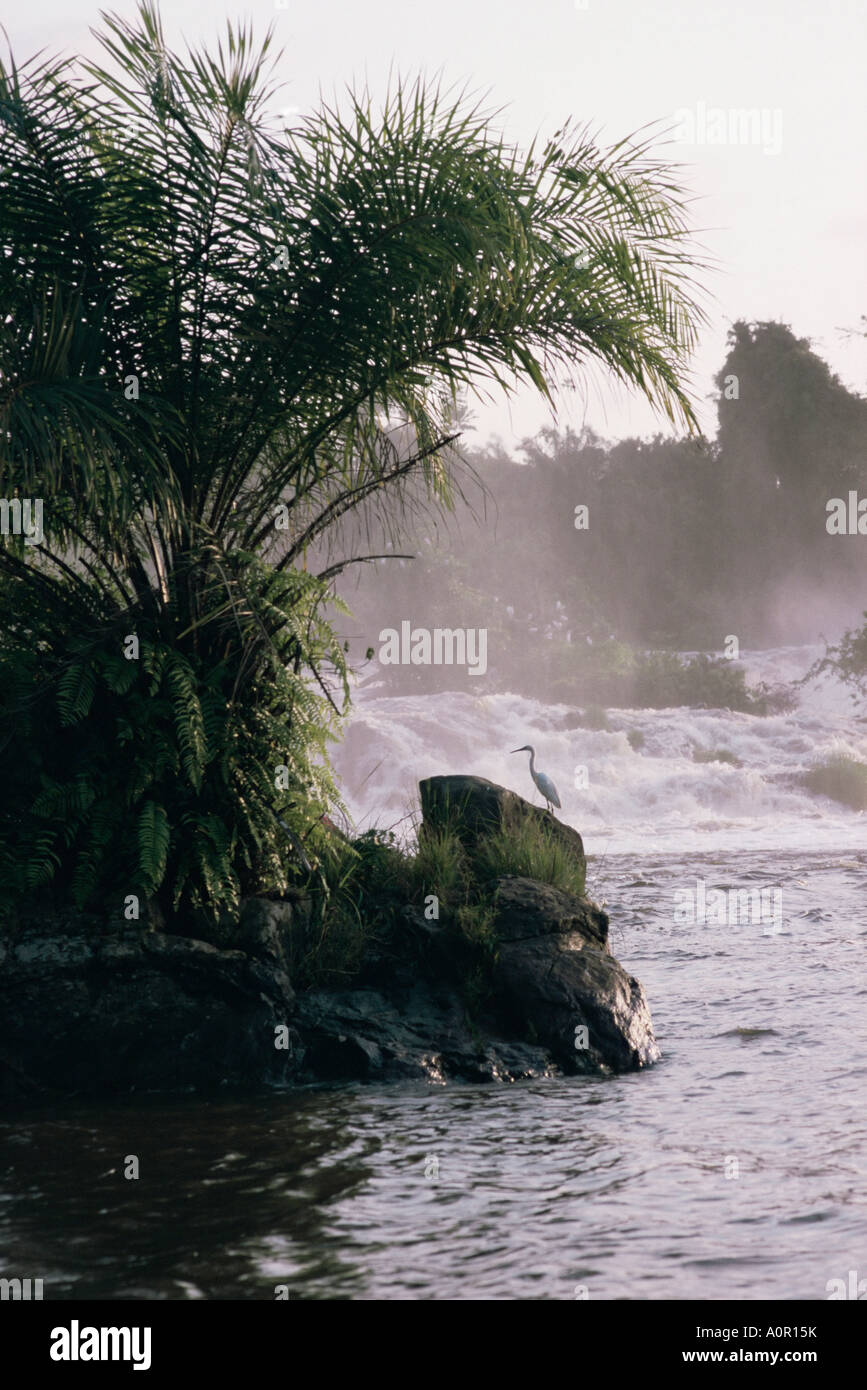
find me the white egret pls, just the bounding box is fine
[510,745,561,814]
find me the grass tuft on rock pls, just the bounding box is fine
[304,809,587,991]
[470,821,587,897]
[299,829,414,987]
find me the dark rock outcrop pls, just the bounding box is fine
[0,925,298,1102]
[420,774,586,865]
[0,779,660,1099]
[292,983,555,1085]
[289,874,659,1084]
[492,876,608,947]
[490,878,659,1073]
[220,893,310,976]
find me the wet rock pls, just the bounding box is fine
[419,774,585,867]
[0,781,659,1097]
[0,925,298,1103]
[488,877,658,1073]
[493,876,608,947]
[233,895,310,974]
[293,983,558,1085]
[289,872,658,1084]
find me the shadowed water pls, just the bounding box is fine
[1,849,864,1300]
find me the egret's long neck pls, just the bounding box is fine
[527,748,536,778]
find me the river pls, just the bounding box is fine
[1,647,865,1299]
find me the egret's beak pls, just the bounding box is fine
[510,747,526,754]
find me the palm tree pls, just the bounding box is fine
[0,1,707,921]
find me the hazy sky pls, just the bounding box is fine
[13,0,867,446]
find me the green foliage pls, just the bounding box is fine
[0,553,345,919]
[804,616,867,701]
[340,318,867,680]
[454,902,499,1017]
[0,3,705,923]
[283,804,589,994]
[802,755,867,811]
[412,826,470,914]
[407,813,586,1012]
[412,812,586,908]
[558,645,783,711]
[297,829,414,986]
[631,651,770,711]
[471,821,587,898]
[137,800,171,893]
[455,902,497,948]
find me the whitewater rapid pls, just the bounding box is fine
[331,646,867,854]
[7,649,865,1301]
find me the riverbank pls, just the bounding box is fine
[0,777,659,1103]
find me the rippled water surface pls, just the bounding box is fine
[2,847,865,1300]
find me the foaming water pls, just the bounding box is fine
[333,646,867,852]
[1,649,865,1300]
[0,849,864,1300]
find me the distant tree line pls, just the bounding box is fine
[340,321,867,700]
